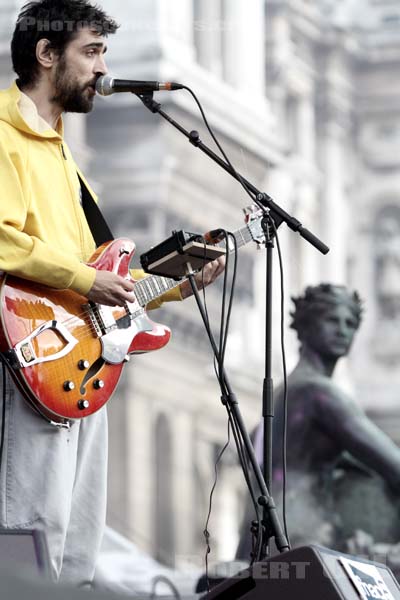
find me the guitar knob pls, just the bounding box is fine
[78,399,90,410]
[78,360,90,370]
[63,381,75,392]
[93,379,105,390]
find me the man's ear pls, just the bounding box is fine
[36,39,58,70]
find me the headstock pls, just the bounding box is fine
[243,205,266,246]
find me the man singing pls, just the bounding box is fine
[0,0,223,587]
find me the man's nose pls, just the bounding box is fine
[95,54,108,76]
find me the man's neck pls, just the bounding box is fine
[20,85,62,130]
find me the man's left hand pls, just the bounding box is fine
[180,256,225,300]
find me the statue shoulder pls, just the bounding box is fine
[288,373,353,411]
[289,370,336,396]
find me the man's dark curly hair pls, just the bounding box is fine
[290,283,363,340]
[11,0,119,88]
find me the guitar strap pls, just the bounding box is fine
[78,173,114,245]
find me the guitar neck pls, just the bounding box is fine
[134,221,257,307]
[134,272,181,307]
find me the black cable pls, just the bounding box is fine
[181,86,257,207]
[178,86,287,559]
[213,232,263,559]
[218,232,238,381]
[218,231,229,383]
[203,419,231,592]
[268,218,291,547]
[199,236,228,396]
[198,231,262,569]
[150,575,182,599]
[227,404,262,564]
[217,232,264,563]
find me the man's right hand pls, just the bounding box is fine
[86,270,136,307]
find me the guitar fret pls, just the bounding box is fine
[153,278,163,295]
[236,228,247,249]
[161,277,173,291]
[158,277,168,293]
[134,281,146,306]
[167,278,176,291]
[148,278,156,297]
[135,274,182,307]
[143,279,154,302]
[137,280,149,304]
[139,285,148,304]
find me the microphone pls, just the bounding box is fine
[95,75,184,96]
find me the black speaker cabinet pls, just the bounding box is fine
[201,544,400,599]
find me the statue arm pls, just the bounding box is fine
[314,386,400,491]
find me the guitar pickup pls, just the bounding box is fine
[83,302,121,335]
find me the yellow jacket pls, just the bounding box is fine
[0,82,181,308]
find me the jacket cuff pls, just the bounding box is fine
[69,264,97,296]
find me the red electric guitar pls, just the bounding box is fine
[0,208,265,425]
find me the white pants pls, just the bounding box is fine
[0,367,108,587]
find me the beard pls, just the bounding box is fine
[52,55,96,113]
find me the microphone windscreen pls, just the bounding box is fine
[95,75,114,96]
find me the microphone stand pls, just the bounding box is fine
[136,92,328,559]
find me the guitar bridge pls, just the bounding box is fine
[83,302,142,336]
[83,303,103,336]
[83,302,121,336]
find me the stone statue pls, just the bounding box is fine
[237,283,400,564]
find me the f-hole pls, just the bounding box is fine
[80,357,105,395]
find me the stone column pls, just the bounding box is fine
[193,0,223,75]
[171,411,195,563]
[160,0,194,48]
[316,42,353,283]
[158,0,196,67]
[318,107,351,283]
[297,91,316,162]
[222,0,266,94]
[126,384,155,556]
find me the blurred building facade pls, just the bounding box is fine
[1,0,400,568]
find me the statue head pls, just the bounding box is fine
[290,284,363,358]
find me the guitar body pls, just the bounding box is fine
[0,239,171,424]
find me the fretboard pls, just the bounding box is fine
[134,218,260,307]
[134,273,180,307]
